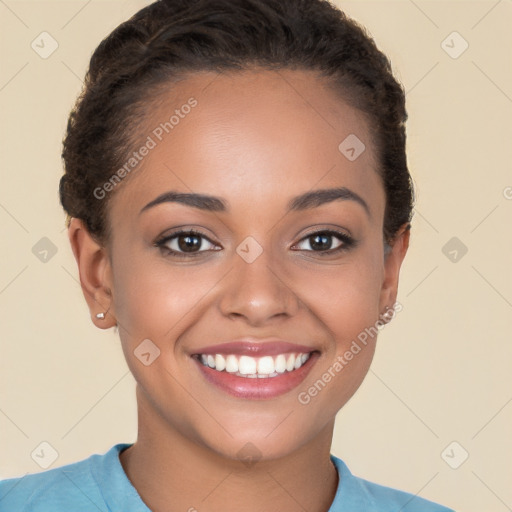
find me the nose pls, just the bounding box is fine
[218,246,300,326]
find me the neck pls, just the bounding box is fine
[119,387,339,512]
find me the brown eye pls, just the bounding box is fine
[155,229,218,257]
[294,230,356,255]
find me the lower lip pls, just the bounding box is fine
[193,352,319,400]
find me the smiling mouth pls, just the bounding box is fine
[193,352,315,378]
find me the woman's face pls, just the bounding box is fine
[78,69,409,461]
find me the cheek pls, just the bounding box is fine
[110,258,213,428]
[112,255,210,339]
[293,263,382,424]
[297,255,383,343]
[291,250,383,400]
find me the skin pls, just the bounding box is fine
[68,69,410,512]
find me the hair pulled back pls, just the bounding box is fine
[60,0,414,247]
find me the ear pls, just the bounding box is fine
[67,217,117,329]
[378,222,410,322]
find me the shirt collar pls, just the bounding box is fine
[329,454,377,511]
[92,443,151,511]
[93,443,376,511]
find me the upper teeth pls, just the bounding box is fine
[199,353,311,378]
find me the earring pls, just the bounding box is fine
[95,305,111,320]
[380,306,394,323]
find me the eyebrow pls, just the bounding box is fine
[139,186,371,218]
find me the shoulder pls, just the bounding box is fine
[0,444,127,512]
[330,455,456,512]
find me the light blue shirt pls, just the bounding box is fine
[0,443,455,511]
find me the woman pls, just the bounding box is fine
[0,0,455,510]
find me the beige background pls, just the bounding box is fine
[1,1,511,511]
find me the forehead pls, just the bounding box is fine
[108,69,385,227]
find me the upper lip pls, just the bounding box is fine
[192,338,318,357]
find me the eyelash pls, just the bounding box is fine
[154,228,357,259]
